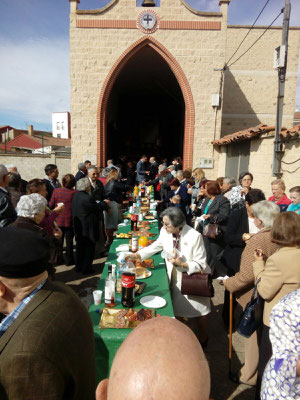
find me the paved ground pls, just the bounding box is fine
[56,258,255,400]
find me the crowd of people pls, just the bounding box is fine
[0,155,299,400]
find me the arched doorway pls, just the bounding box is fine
[97,37,195,168]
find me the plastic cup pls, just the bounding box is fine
[57,202,64,207]
[93,290,103,305]
[152,210,157,218]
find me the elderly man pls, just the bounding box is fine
[148,156,158,180]
[0,228,96,399]
[148,164,173,201]
[43,163,61,202]
[96,317,211,400]
[87,166,109,257]
[0,164,17,227]
[75,162,87,181]
[6,164,28,192]
[106,159,119,173]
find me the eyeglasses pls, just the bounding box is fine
[162,221,171,227]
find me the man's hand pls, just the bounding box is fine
[202,214,210,220]
[254,248,264,261]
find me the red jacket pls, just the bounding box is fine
[49,188,77,227]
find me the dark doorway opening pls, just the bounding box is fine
[106,46,185,163]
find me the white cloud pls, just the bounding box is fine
[0,37,70,125]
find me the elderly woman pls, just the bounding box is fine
[131,207,211,346]
[72,177,109,275]
[189,168,205,204]
[9,193,56,278]
[253,212,300,398]
[197,181,230,276]
[222,177,237,199]
[229,171,253,210]
[103,169,131,248]
[268,178,291,212]
[287,185,300,214]
[224,200,280,386]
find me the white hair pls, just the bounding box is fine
[76,177,90,191]
[0,164,9,182]
[17,193,47,219]
[252,200,280,229]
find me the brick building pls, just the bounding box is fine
[69,0,300,193]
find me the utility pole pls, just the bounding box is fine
[272,0,291,177]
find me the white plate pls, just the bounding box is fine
[116,244,129,252]
[140,295,166,309]
[136,270,152,280]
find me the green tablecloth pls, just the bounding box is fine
[89,219,174,382]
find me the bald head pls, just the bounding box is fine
[97,317,210,400]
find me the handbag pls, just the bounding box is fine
[181,270,215,297]
[237,279,264,338]
[202,216,222,240]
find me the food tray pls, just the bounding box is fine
[99,308,155,329]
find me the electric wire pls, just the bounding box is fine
[281,157,300,165]
[226,9,283,68]
[226,0,271,65]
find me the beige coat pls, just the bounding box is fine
[253,247,300,326]
[224,229,279,308]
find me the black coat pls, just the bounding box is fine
[149,172,173,200]
[200,195,231,232]
[126,167,136,187]
[90,180,105,202]
[148,161,158,181]
[0,189,17,228]
[222,207,249,274]
[72,191,108,243]
[75,170,86,182]
[104,180,131,204]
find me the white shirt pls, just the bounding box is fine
[248,217,260,234]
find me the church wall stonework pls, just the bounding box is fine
[69,0,300,182]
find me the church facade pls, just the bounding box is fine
[69,0,300,187]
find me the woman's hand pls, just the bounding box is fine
[254,248,264,261]
[241,187,249,195]
[242,233,252,242]
[187,188,193,194]
[54,204,64,214]
[169,255,188,269]
[202,214,210,220]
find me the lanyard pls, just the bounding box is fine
[172,233,180,255]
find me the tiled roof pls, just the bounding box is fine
[2,134,43,150]
[212,123,300,146]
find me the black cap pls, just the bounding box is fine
[0,228,50,278]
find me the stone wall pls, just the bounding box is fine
[0,153,71,182]
[222,26,300,136]
[69,0,300,180]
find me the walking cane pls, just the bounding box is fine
[228,291,234,379]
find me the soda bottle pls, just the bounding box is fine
[121,261,136,308]
[116,258,125,295]
[131,214,138,231]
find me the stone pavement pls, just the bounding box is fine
[55,258,255,400]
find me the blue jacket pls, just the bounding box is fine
[136,160,147,182]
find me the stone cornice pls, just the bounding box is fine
[75,0,222,17]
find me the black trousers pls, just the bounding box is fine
[60,226,75,265]
[75,236,95,273]
[255,324,272,400]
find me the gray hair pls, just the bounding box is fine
[223,177,237,188]
[102,167,111,178]
[78,162,86,171]
[6,164,17,171]
[76,177,90,191]
[17,193,47,219]
[87,165,98,173]
[176,170,184,178]
[160,207,186,230]
[0,164,9,182]
[252,200,280,229]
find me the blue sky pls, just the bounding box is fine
[0,0,299,131]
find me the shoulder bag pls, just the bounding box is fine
[236,278,264,338]
[202,216,222,240]
[181,270,214,298]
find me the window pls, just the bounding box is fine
[56,122,60,130]
[61,121,64,130]
[57,134,61,139]
[225,141,250,182]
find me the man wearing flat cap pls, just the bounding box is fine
[0,164,17,227]
[0,228,96,400]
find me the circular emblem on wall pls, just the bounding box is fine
[137,10,159,34]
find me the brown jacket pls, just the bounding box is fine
[253,247,300,326]
[224,229,279,308]
[0,280,96,400]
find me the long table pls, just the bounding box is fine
[89,219,175,382]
